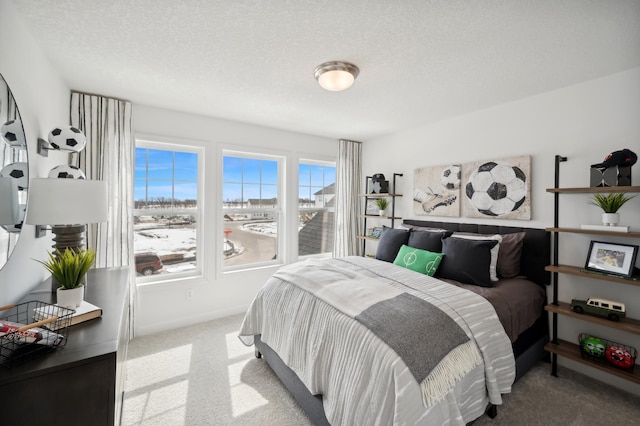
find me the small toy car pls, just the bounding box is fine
[570,297,626,322]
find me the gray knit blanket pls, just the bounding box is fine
[273,257,482,406]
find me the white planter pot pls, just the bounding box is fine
[378,209,385,216]
[56,285,84,309]
[602,212,620,226]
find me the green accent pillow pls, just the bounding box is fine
[393,245,444,276]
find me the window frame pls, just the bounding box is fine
[297,157,337,259]
[219,148,285,273]
[134,136,206,285]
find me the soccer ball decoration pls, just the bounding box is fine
[440,165,461,190]
[0,162,29,190]
[1,118,26,148]
[1,204,26,232]
[605,345,635,370]
[581,336,606,358]
[465,161,527,216]
[48,164,86,179]
[47,126,87,152]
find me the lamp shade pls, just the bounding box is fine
[0,177,19,225]
[25,178,108,226]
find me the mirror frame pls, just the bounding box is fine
[0,73,28,270]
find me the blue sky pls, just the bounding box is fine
[135,149,335,205]
[135,148,198,203]
[298,163,336,201]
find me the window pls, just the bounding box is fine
[134,141,202,280]
[298,160,336,257]
[222,152,282,269]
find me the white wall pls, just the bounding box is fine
[363,67,640,395]
[133,104,337,335]
[0,2,71,304]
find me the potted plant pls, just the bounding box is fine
[35,248,96,308]
[374,197,389,216]
[589,193,636,226]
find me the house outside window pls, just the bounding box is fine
[298,161,336,257]
[222,152,282,269]
[134,140,202,281]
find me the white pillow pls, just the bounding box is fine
[450,234,502,281]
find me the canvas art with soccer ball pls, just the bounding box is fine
[413,155,531,220]
[413,164,461,217]
[462,155,531,220]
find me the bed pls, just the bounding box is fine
[239,220,550,425]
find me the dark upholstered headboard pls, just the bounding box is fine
[402,220,551,287]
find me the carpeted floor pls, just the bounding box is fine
[122,313,640,426]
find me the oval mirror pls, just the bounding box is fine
[0,73,28,270]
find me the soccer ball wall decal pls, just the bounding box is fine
[47,126,87,152]
[1,119,26,148]
[48,164,86,179]
[465,161,526,216]
[0,162,29,190]
[440,165,461,190]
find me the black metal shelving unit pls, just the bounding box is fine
[358,173,403,255]
[545,155,640,384]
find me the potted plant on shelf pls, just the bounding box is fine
[35,248,96,309]
[589,193,636,226]
[374,197,389,216]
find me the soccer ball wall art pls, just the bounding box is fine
[0,161,29,190]
[414,164,461,217]
[413,155,531,220]
[463,156,530,219]
[1,118,26,148]
[48,164,86,179]
[47,126,87,152]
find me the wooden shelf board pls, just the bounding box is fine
[359,193,403,197]
[356,235,380,241]
[545,302,640,335]
[546,186,640,194]
[545,340,640,384]
[546,264,640,287]
[360,215,402,219]
[546,227,640,238]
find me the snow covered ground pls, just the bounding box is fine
[134,219,279,275]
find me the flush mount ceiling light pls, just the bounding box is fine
[314,61,360,92]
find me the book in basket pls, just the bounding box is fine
[34,301,102,330]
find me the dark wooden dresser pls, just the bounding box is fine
[0,267,130,426]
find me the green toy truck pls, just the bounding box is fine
[570,297,626,322]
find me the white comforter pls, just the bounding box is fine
[239,256,515,425]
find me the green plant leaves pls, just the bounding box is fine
[589,193,636,213]
[374,197,389,210]
[34,248,96,289]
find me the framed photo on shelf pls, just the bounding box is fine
[371,227,383,239]
[365,200,379,215]
[584,240,639,278]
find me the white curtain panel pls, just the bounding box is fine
[70,92,136,336]
[333,139,362,257]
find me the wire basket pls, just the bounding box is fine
[579,333,637,372]
[0,301,74,369]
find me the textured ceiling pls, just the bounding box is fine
[9,0,640,141]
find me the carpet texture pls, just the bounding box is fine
[122,313,640,425]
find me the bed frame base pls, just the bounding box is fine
[255,333,548,425]
[255,335,330,426]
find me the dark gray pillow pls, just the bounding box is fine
[497,232,526,278]
[437,237,499,287]
[407,229,452,252]
[375,227,410,262]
